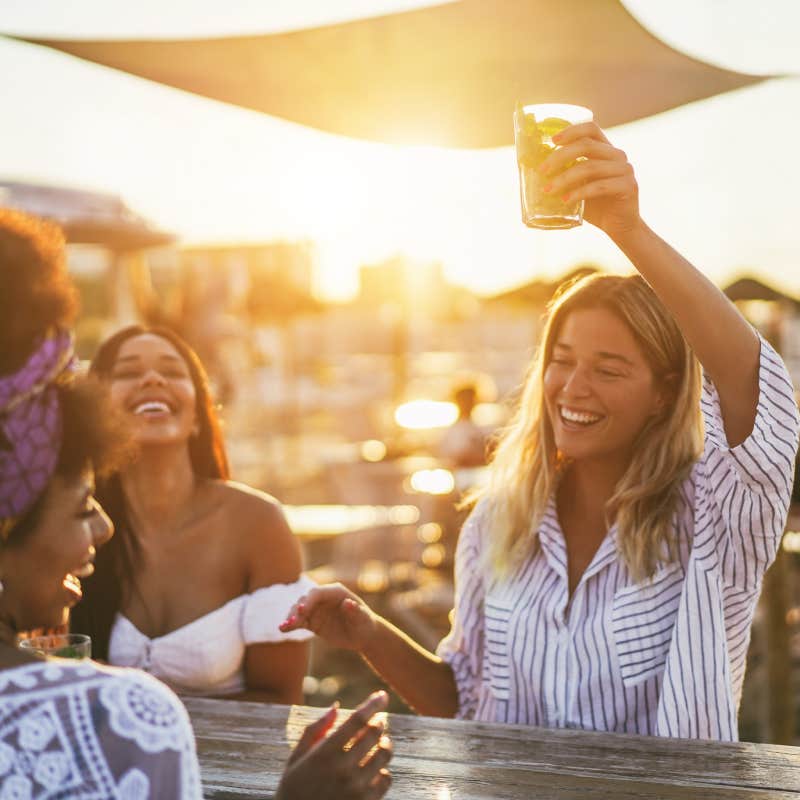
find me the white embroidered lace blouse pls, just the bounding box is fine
[0,659,201,799]
[109,576,315,696]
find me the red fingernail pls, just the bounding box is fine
[553,132,563,142]
[542,183,552,193]
[562,194,571,202]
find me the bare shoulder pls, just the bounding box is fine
[214,480,302,588]
[213,480,286,522]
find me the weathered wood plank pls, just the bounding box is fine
[185,699,800,799]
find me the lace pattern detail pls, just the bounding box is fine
[0,661,201,799]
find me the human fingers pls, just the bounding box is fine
[365,768,392,800]
[543,158,635,199]
[339,739,393,800]
[567,175,638,205]
[288,704,339,764]
[539,138,626,179]
[280,584,349,632]
[342,719,386,767]
[327,691,389,750]
[551,120,611,148]
[279,596,308,632]
[355,735,393,781]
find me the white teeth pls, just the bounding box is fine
[134,401,170,415]
[561,407,602,425]
[64,574,82,591]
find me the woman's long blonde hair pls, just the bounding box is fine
[482,273,703,582]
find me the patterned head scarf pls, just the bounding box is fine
[0,328,78,540]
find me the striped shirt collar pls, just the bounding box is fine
[538,495,620,585]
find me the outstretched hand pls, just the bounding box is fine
[539,121,641,240]
[275,691,393,800]
[280,583,377,652]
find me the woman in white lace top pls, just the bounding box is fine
[0,208,203,798]
[71,326,313,701]
[0,209,393,799]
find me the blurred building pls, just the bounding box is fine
[357,256,454,319]
[0,179,175,356]
[723,276,800,388]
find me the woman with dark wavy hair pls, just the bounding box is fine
[72,324,313,703]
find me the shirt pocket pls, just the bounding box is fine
[611,562,684,688]
[483,595,514,701]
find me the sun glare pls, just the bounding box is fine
[395,400,459,429]
[408,468,455,495]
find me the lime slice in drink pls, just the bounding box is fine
[520,141,555,169]
[537,117,572,139]
[54,645,83,658]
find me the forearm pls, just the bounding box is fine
[360,616,459,718]
[613,221,760,442]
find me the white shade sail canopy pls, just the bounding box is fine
[15,0,768,148]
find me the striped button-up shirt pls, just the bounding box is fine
[437,337,799,740]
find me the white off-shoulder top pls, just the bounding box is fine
[108,576,315,696]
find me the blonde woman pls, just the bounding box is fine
[281,121,800,740]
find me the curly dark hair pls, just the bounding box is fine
[0,208,78,375]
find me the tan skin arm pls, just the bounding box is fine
[281,584,459,718]
[541,122,760,446]
[230,489,309,704]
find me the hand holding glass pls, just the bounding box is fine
[514,103,593,229]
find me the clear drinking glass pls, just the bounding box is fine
[19,633,91,659]
[514,102,593,229]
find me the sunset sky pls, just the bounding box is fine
[0,1,798,301]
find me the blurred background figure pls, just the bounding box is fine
[437,382,488,468]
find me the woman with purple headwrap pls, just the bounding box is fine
[0,209,202,797]
[0,209,392,799]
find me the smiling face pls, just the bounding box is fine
[108,333,198,448]
[543,307,665,469]
[0,472,113,631]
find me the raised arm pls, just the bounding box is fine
[542,123,760,446]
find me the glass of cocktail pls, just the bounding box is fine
[514,102,593,229]
[19,633,91,659]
